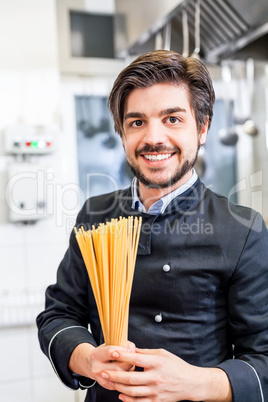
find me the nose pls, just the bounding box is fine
[142,120,167,145]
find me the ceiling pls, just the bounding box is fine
[115,0,268,64]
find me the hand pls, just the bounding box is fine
[68,341,135,391]
[102,348,232,402]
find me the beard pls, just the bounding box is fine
[127,143,200,189]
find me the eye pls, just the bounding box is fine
[131,120,144,127]
[166,116,179,124]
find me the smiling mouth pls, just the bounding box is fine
[142,153,173,161]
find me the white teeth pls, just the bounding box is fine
[144,153,172,161]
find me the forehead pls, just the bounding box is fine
[124,83,191,113]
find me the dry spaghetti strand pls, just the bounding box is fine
[74,216,142,346]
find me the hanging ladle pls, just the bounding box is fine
[219,63,239,146]
[242,58,258,136]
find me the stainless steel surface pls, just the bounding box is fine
[115,0,268,63]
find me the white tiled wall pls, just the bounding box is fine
[0,218,80,400]
[0,218,71,328]
[0,1,86,401]
[0,326,87,402]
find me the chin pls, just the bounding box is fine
[128,158,195,189]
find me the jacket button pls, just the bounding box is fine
[155,313,162,323]
[163,264,170,272]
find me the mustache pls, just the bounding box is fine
[135,144,180,158]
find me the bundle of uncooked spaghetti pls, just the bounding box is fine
[74,216,142,346]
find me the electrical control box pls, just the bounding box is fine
[4,125,59,222]
[5,162,50,223]
[4,125,58,155]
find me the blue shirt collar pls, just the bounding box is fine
[131,169,198,215]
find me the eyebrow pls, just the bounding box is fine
[124,107,187,120]
[159,107,187,116]
[124,112,146,120]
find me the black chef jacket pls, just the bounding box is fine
[37,178,268,402]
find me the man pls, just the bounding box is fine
[37,50,268,402]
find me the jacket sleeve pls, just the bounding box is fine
[217,212,268,402]
[36,209,99,390]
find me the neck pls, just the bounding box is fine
[138,170,193,211]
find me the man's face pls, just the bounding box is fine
[122,83,208,190]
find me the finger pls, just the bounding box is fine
[115,383,151,398]
[105,361,133,371]
[97,376,115,391]
[135,347,168,356]
[126,341,136,352]
[108,345,136,353]
[102,369,151,386]
[111,350,155,369]
[110,362,135,372]
[97,345,134,362]
[119,395,151,402]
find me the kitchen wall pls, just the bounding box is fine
[0,0,86,401]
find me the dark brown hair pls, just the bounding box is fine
[108,50,215,136]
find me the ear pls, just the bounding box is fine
[199,118,209,145]
[121,134,126,151]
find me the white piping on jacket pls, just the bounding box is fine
[48,325,96,389]
[241,360,264,402]
[79,379,97,389]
